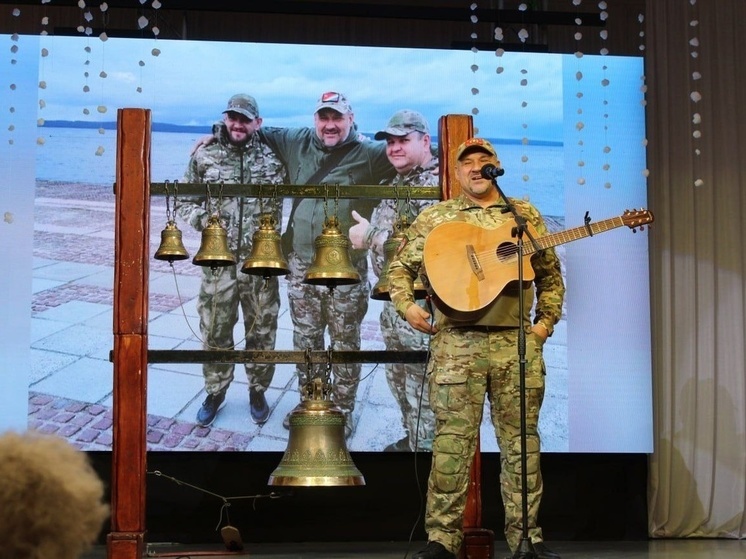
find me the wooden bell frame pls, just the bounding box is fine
[109,109,491,559]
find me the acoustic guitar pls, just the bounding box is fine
[422,209,653,318]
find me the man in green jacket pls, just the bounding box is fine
[260,91,394,438]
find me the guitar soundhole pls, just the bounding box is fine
[496,242,518,262]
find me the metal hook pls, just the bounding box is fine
[402,185,413,228]
[322,183,330,221]
[205,182,214,215]
[217,180,225,209]
[393,183,401,217]
[258,183,265,214]
[173,179,180,210]
[163,180,172,221]
[333,183,340,218]
[303,347,313,385]
[324,346,334,385]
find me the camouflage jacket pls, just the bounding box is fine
[367,156,440,277]
[387,194,565,333]
[175,124,287,256]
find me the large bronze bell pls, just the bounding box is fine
[192,215,237,269]
[268,378,365,487]
[371,231,427,301]
[241,213,290,278]
[154,220,189,263]
[303,215,360,288]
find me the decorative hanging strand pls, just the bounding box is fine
[688,0,704,187]
[572,0,587,187]
[598,1,612,190]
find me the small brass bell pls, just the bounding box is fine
[303,215,360,288]
[192,215,237,269]
[371,231,427,301]
[268,378,365,487]
[154,220,189,263]
[241,213,289,278]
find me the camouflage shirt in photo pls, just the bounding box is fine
[176,123,287,257]
[369,156,440,451]
[367,155,440,277]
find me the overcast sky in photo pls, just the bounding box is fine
[2,34,640,143]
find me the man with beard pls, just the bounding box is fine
[387,138,564,559]
[260,91,394,439]
[176,93,287,427]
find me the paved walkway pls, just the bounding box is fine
[28,181,568,452]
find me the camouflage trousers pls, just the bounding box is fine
[287,252,370,415]
[196,265,280,395]
[424,327,546,554]
[380,301,434,451]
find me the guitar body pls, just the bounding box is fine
[421,209,653,319]
[423,220,537,316]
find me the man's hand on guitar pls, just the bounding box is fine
[404,303,438,335]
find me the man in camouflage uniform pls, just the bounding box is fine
[176,93,287,427]
[387,138,565,559]
[348,109,438,452]
[259,91,394,438]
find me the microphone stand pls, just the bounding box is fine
[490,177,542,559]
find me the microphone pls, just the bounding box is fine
[480,164,505,179]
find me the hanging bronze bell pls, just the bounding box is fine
[268,378,365,487]
[192,215,237,269]
[303,215,360,288]
[154,220,189,263]
[241,213,289,278]
[371,231,427,301]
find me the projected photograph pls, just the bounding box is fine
[2,35,652,453]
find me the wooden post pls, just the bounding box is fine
[108,108,151,559]
[437,115,494,559]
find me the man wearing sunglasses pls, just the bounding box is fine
[176,93,288,428]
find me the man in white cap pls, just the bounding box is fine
[259,91,394,439]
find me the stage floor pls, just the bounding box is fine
[82,539,746,558]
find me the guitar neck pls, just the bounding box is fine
[527,216,625,255]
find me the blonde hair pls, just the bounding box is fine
[0,431,109,559]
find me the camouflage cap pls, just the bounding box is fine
[374,109,430,140]
[223,93,259,120]
[455,137,498,160]
[314,91,353,115]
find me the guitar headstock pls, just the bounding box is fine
[621,209,654,231]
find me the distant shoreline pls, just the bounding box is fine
[39,120,212,134]
[37,121,564,147]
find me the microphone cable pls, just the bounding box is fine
[402,294,436,559]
